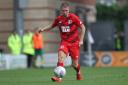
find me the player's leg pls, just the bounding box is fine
[69,44,82,80]
[51,50,67,82]
[57,50,66,67]
[57,42,68,67]
[51,42,68,82]
[72,59,82,80]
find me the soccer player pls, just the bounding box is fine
[39,2,86,82]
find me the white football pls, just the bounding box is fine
[54,66,66,78]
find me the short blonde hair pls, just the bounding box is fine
[60,2,69,9]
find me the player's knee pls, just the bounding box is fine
[58,56,64,62]
[59,51,66,56]
[58,51,66,62]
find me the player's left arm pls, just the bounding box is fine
[79,24,86,46]
[72,13,86,46]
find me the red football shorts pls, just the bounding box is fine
[58,41,80,60]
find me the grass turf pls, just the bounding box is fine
[0,67,128,85]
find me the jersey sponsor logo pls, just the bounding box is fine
[61,26,70,32]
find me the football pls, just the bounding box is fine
[54,66,66,78]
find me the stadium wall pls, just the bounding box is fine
[0,0,14,53]
[0,0,60,53]
[0,53,71,70]
[23,0,60,53]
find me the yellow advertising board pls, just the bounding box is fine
[95,51,128,67]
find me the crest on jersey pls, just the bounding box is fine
[59,21,62,24]
[60,45,64,48]
[68,20,72,24]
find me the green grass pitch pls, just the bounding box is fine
[0,67,128,85]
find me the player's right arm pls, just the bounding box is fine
[38,17,59,33]
[38,25,52,32]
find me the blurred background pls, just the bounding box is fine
[0,0,128,70]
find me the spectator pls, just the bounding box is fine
[23,30,34,68]
[7,30,21,55]
[32,28,44,68]
[114,31,124,51]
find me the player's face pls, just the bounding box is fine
[61,7,69,17]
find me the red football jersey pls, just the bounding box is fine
[51,13,82,43]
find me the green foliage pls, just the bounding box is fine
[96,3,128,31]
[96,3,128,20]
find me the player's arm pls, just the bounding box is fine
[79,24,86,46]
[38,17,59,33]
[72,13,86,46]
[38,24,53,33]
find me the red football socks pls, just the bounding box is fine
[73,64,80,74]
[57,62,64,67]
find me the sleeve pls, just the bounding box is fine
[72,14,83,27]
[51,17,59,28]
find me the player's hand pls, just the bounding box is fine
[79,41,83,47]
[38,27,43,33]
